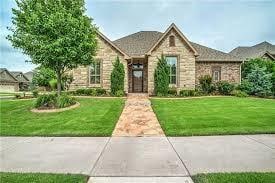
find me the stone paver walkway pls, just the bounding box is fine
[112,93,164,136]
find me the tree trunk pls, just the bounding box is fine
[57,71,62,97]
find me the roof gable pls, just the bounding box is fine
[10,71,29,82]
[147,23,198,56]
[96,30,130,59]
[229,41,275,60]
[0,68,18,82]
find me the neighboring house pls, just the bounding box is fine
[229,41,275,61]
[24,71,34,82]
[0,68,19,92]
[70,23,242,95]
[10,71,30,91]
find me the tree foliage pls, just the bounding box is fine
[32,66,56,88]
[154,55,169,96]
[242,65,272,96]
[241,58,275,96]
[7,0,98,95]
[110,57,125,95]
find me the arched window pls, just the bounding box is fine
[169,35,175,47]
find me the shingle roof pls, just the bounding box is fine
[24,71,34,81]
[10,71,29,82]
[113,31,163,57]
[113,31,241,61]
[0,68,18,83]
[229,41,275,60]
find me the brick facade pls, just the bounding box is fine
[195,62,241,84]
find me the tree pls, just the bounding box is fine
[154,54,169,96]
[243,65,272,96]
[7,0,98,96]
[111,57,125,95]
[32,66,56,90]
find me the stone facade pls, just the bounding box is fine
[69,30,241,95]
[148,29,196,95]
[70,35,128,92]
[195,62,241,84]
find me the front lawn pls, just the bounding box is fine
[192,172,275,183]
[151,97,275,136]
[0,172,87,183]
[0,98,124,136]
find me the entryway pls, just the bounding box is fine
[128,59,148,93]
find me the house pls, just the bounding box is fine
[70,23,242,95]
[24,71,34,82]
[10,71,30,91]
[229,41,275,61]
[0,68,19,92]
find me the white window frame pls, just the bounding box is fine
[213,70,220,82]
[166,56,177,85]
[89,61,101,85]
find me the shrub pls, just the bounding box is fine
[35,93,76,109]
[168,88,177,96]
[242,65,272,96]
[231,90,248,97]
[179,90,195,97]
[49,79,57,90]
[35,94,57,109]
[111,57,125,95]
[216,81,235,95]
[115,90,124,97]
[199,75,215,94]
[32,90,39,98]
[154,54,169,96]
[75,88,86,95]
[95,88,106,96]
[57,94,76,108]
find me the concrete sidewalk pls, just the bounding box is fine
[1,135,275,180]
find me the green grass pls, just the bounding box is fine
[0,172,87,183]
[192,172,275,183]
[151,97,275,136]
[0,98,124,136]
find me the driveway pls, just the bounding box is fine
[1,135,275,181]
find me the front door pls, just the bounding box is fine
[132,70,143,92]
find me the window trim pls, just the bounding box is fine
[89,60,102,86]
[165,55,178,86]
[212,66,221,82]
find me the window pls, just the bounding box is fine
[169,35,175,47]
[212,66,221,82]
[166,56,177,84]
[90,61,101,84]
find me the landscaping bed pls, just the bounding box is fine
[192,172,275,183]
[0,98,124,136]
[0,172,87,183]
[151,97,275,136]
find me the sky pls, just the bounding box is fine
[1,0,275,72]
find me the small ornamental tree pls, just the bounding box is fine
[111,57,125,95]
[154,54,169,96]
[7,0,98,96]
[243,65,272,96]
